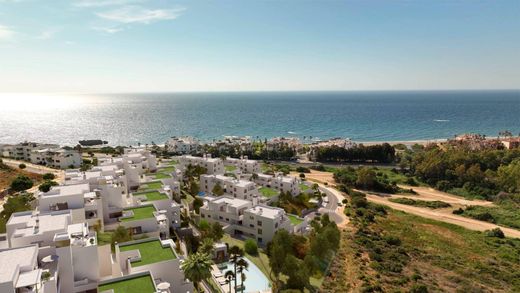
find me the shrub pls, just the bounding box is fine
[42,173,55,180]
[10,175,33,192]
[296,166,310,173]
[244,238,258,255]
[452,208,464,215]
[410,284,428,293]
[486,228,505,238]
[18,163,26,169]
[38,180,58,192]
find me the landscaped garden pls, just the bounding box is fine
[120,206,156,222]
[119,239,176,267]
[258,186,279,198]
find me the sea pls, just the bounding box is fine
[0,90,518,146]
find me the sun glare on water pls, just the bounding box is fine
[0,93,91,112]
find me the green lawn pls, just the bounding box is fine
[287,214,304,225]
[119,239,176,267]
[121,206,156,222]
[259,187,279,198]
[133,191,168,201]
[98,274,155,293]
[138,181,163,191]
[225,165,237,172]
[153,173,171,179]
[97,231,113,246]
[299,183,310,191]
[158,166,175,173]
[167,160,178,165]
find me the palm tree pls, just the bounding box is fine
[180,252,212,292]
[237,258,249,292]
[224,270,235,293]
[229,245,244,292]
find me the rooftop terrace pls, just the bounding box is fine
[133,191,168,201]
[98,274,155,293]
[258,186,279,198]
[137,181,164,191]
[119,239,176,267]
[120,206,156,222]
[288,214,304,225]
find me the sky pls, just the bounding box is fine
[0,0,519,93]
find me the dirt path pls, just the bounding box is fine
[397,185,494,207]
[366,193,520,238]
[293,170,336,186]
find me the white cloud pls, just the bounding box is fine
[36,28,60,40]
[73,0,143,8]
[96,5,185,24]
[0,25,15,40]
[92,26,123,34]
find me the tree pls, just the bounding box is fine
[224,270,235,293]
[212,183,224,196]
[18,163,26,169]
[199,237,215,255]
[193,197,203,214]
[181,252,213,292]
[111,226,131,247]
[244,238,258,255]
[10,175,33,192]
[229,245,244,292]
[38,180,58,192]
[42,173,55,180]
[237,258,249,292]
[210,222,224,241]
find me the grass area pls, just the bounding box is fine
[258,186,279,198]
[98,274,156,293]
[133,191,168,201]
[152,173,171,179]
[460,204,520,230]
[138,181,163,191]
[167,160,178,165]
[299,183,309,191]
[119,239,176,267]
[287,214,304,225]
[374,168,426,187]
[121,206,156,222]
[388,197,451,209]
[225,165,237,172]
[324,208,520,292]
[158,166,175,173]
[97,231,113,246]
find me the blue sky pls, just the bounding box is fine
[0,0,518,92]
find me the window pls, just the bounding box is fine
[257,229,262,235]
[257,220,262,226]
[250,224,254,228]
[201,214,205,218]
[219,216,223,220]
[258,238,263,243]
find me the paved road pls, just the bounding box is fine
[315,184,349,227]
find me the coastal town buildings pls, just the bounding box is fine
[200,174,260,201]
[166,136,201,154]
[253,173,301,196]
[0,141,81,168]
[178,154,224,175]
[266,137,301,151]
[224,156,260,174]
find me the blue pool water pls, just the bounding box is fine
[218,258,270,293]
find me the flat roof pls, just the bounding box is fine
[119,239,176,267]
[133,191,168,201]
[42,183,90,197]
[211,196,251,208]
[247,205,284,219]
[9,211,71,237]
[0,246,38,283]
[98,273,156,293]
[121,206,156,222]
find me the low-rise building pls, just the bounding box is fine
[200,174,260,201]
[224,156,260,174]
[0,141,81,168]
[253,173,301,196]
[178,155,224,175]
[114,237,193,293]
[167,136,201,154]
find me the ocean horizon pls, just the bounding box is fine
[0,90,518,146]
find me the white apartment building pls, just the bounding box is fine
[178,155,224,175]
[200,196,294,244]
[166,136,201,154]
[5,211,101,293]
[114,237,193,293]
[38,183,104,229]
[0,142,81,169]
[200,174,260,201]
[254,173,301,196]
[0,245,57,293]
[224,156,260,174]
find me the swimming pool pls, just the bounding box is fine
[218,258,271,292]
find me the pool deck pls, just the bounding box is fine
[211,260,271,293]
